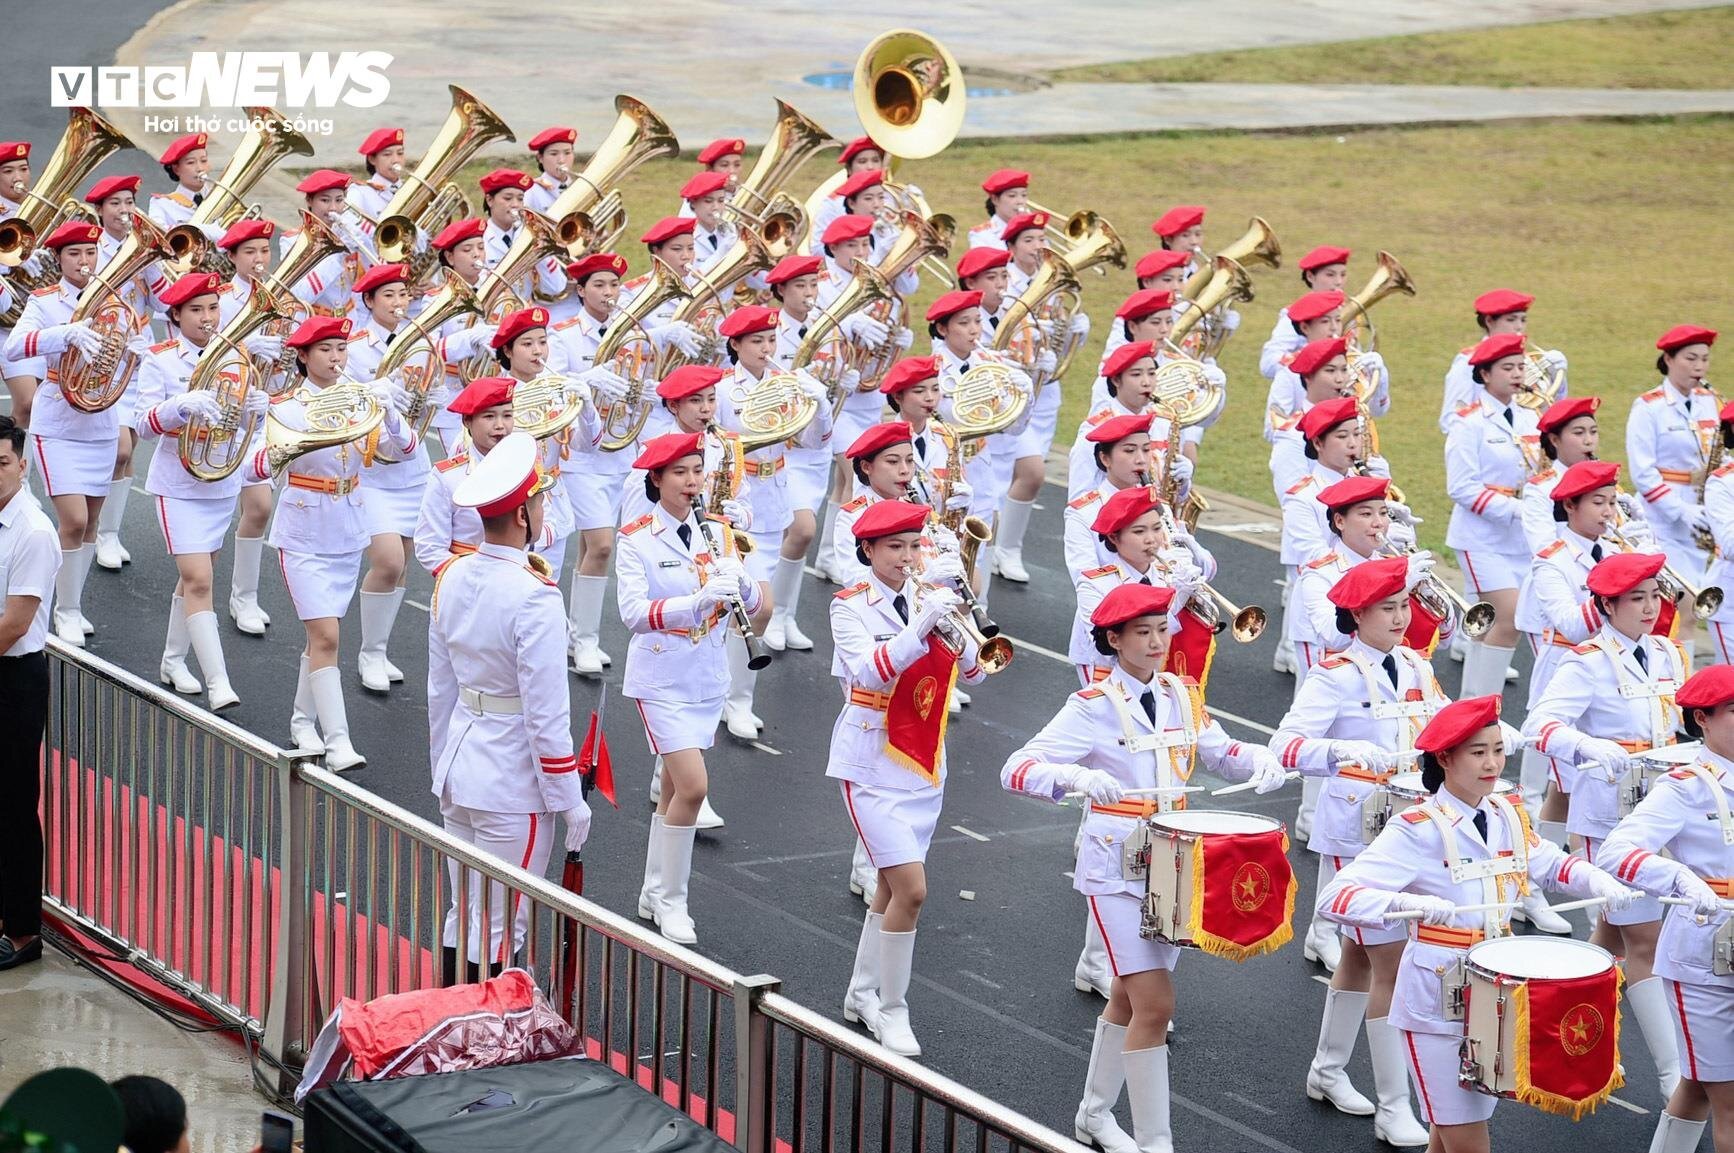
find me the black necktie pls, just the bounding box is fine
[1502,406,1514,427]
[1139,689,1157,725]
[384,331,396,347]
[192,192,204,206]
[676,523,692,550]
[914,434,927,458]
[1634,645,1649,673]
[798,325,808,339]
[989,315,1000,330]
[1591,542,1603,561]
[710,234,720,250]
[597,325,608,338]
[1138,575,1153,586]
[893,593,909,623]
[1472,810,1489,842]
[958,359,970,372]
[502,231,514,248]
[1381,653,1399,690]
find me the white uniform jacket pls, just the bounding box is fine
[1259,312,1301,380]
[146,188,200,231]
[427,542,581,814]
[1279,464,1348,568]
[4,281,120,442]
[1444,391,1539,555]
[1597,753,1734,990]
[414,453,480,573]
[279,226,360,318]
[1514,530,1603,651]
[1064,401,1182,506]
[965,215,1013,252]
[1069,560,1193,673]
[1001,663,1274,895]
[1704,461,1734,633]
[482,220,566,301]
[525,173,568,217]
[133,335,247,501]
[347,175,399,225]
[1517,462,1563,557]
[1439,347,1567,434]
[715,364,832,538]
[1630,379,1722,585]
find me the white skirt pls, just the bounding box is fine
[1088,891,1181,977]
[1007,380,1061,459]
[278,548,362,621]
[564,466,629,532]
[30,434,112,498]
[841,779,943,870]
[743,527,782,583]
[363,479,423,538]
[1579,838,1664,926]
[1402,1027,1496,1125]
[1314,853,1407,946]
[783,445,830,515]
[154,493,235,556]
[631,693,724,755]
[1456,547,1531,595]
[964,436,1015,518]
[1667,977,1734,1082]
[834,390,887,451]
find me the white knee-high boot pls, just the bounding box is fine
[1518,747,1550,816]
[1647,1112,1707,1152]
[1306,988,1374,1115]
[185,610,239,710]
[308,665,364,771]
[993,496,1034,582]
[1296,774,1323,842]
[357,588,405,692]
[1122,1045,1172,1153]
[75,542,96,630]
[1074,1017,1137,1153]
[229,535,270,634]
[95,478,131,569]
[568,572,609,674]
[655,821,698,944]
[1365,1016,1428,1147]
[1459,640,1514,699]
[158,594,201,693]
[815,500,841,580]
[289,654,323,753]
[842,910,883,1030]
[765,554,810,650]
[873,928,920,1057]
[1627,976,1683,1101]
[849,839,878,904]
[638,813,665,919]
[53,547,86,644]
[1075,911,1113,998]
[1303,856,1342,971]
[724,631,761,739]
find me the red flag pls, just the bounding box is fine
[883,636,958,784]
[1165,608,1218,690]
[1187,827,1297,962]
[1404,593,1444,657]
[1655,596,1678,639]
[578,711,616,807]
[1510,965,1624,1118]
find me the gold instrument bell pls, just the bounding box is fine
[853,30,967,160]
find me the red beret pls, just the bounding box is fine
[479,168,533,195]
[1151,205,1204,238]
[926,289,982,324]
[1085,412,1155,445]
[980,169,1030,196]
[491,306,550,349]
[1657,324,1717,353]
[822,214,875,245]
[357,127,404,156]
[1722,400,1734,425]
[84,174,140,204]
[158,133,207,165]
[528,126,577,153]
[1676,665,1734,712]
[43,220,101,249]
[1091,486,1163,535]
[1316,474,1390,510]
[1537,395,1600,435]
[447,376,515,415]
[1414,695,1503,755]
[1468,331,1526,368]
[852,499,931,540]
[1585,551,1667,598]
[836,169,886,201]
[1298,246,1352,272]
[1091,582,1176,628]
[431,217,485,251]
[1116,289,1176,322]
[295,169,351,196]
[680,170,731,201]
[567,251,628,282]
[766,253,822,286]
[1298,395,1359,441]
[1135,249,1192,281]
[1001,211,1050,243]
[846,421,914,460]
[1289,336,1349,378]
[838,137,882,166]
[287,316,352,348]
[718,305,778,339]
[633,431,705,472]
[956,247,1010,281]
[696,138,745,166]
[1551,459,1620,503]
[1327,555,1407,612]
[880,356,940,395]
[1473,289,1533,317]
[159,271,223,308]
[0,142,29,160]
[217,218,275,250]
[353,263,409,296]
[657,364,727,400]
[641,216,696,246]
[1101,340,1158,380]
[1288,290,1346,324]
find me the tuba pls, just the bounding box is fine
[0,107,135,324]
[852,30,966,161]
[994,213,1126,387]
[1178,216,1280,360]
[263,382,386,475]
[1155,256,1248,425]
[727,100,837,233]
[177,279,299,480]
[847,209,955,384]
[547,95,680,261]
[1340,250,1417,402]
[371,273,486,456]
[246,211,349,396]
[373,86,515,268]
[164,110,315,277]
[594,257,692,450]
[654,207,801,377]
[58,214,177,412]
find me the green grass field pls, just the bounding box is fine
[1048,5,1734,90]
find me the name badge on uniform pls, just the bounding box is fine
[1484,434,1511,447]
[658,560,681,568]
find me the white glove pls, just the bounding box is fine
[1008,368,1034,396]
[1158,550,1203,597]
[1063,766,1124,804]
[1069,312,1091,338]
[1615,491,1644,522]
[652,320,702,358]
[838,367,864,394]
[1587,871,1640,913]
[1246,757,1289,794]
[1617,517,1654,547]
[1219,308,1241,334]
[1355,350,1387,378]
[18,250,47,279]
[1202,362,1227,388]
[1404,549,1436,591]
[174,391,222,423]
[844,313,890,348]
[1332,740,1397,774]
[562,377,594,411]
[710,555,750,595]
[1168,454,1194,487]
[944,479,973,512]
[719,499,752,530]
[560,801,593,853]
[893,326,913,351]
[244,333,284,361]
[1386,499,1421,527]
[1363,454,1392,479]
[1034,348,1058,377]
[465,324,500,356]
[1576,738,1634,783]
[912,587,962,636]
[795,367,828,402]
[125,333,152,358]
[1688,506,1713,537]
[368,379,412,413]
[1499,721,1524,757]
[1539,348,1568,374]
[55,321,102,359]
[928,524,961,556]
[242,388,269,420]
[695,579,734,616]
[923,551,966,587]
[579,364,629,405]
[1384,519,1418,552]
[1675,871,1724,917]
[1394,893,1457,926]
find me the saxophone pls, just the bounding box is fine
[1696,434,1725,555]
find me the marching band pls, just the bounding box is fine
[2,30,1728,1152]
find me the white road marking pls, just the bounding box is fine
[405,598,431,613]
[1208,521,1279,534]
[959,969,1002,989]
[951,824,989,842]
[1223,1091,1277,1116]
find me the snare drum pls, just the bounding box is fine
[1137,811,1295,960]
[1363,772,1516,844]
[1459,937,1616,1100]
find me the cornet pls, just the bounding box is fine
[907,557,1012,674]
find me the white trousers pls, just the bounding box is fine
[439,802,554,966]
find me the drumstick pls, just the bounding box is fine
[1061,785,1203,800]
[1660,896,1734,910]
[1388,900,1517,921]
[1211,771,1300,796]
[1330,749,1423,770]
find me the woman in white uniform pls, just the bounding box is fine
[131,271,256,710]
[966,169,1029,251]
[490,306,585,575]
[1318,695,1636,1151]
[1002,582,1285,1152]
[1438,289,1567,435]
[1260,246,1351,380]
[413,375,518,573]
[1631,324,1720,595]
[1597,663,1734,1153]
[618,431,762,946]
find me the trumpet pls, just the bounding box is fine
[1377,542,1495,637]
[1604,524,1723,619]
[1141,460,1264,643]
[906,482,1000,641]
[907,554,1013,674]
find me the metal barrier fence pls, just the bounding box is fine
[39,639,1085,1153]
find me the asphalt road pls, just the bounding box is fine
[51,431,1662,1153]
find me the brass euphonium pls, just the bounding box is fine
[59,213,177,413]
[595,257,692,451]
[1178,216,1280,360]
[248,211,349,396]
[164,109,315,277]
[787,259,895,415]
[726,100,837,232]
[547,95,680,261]
[473,206,574,323]
[654,207,801,377]
[993,212,1126,386]
[852,29,967,161]
[263,382,387,475]
[371,274,486,457]
[374,85,515,267]
[1155,256,1247,425]
[0,107,134,323]
[1516,340,1567,413]
[846,209,955,384]
[1340,250,1417,403]
[177,279,300,481]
